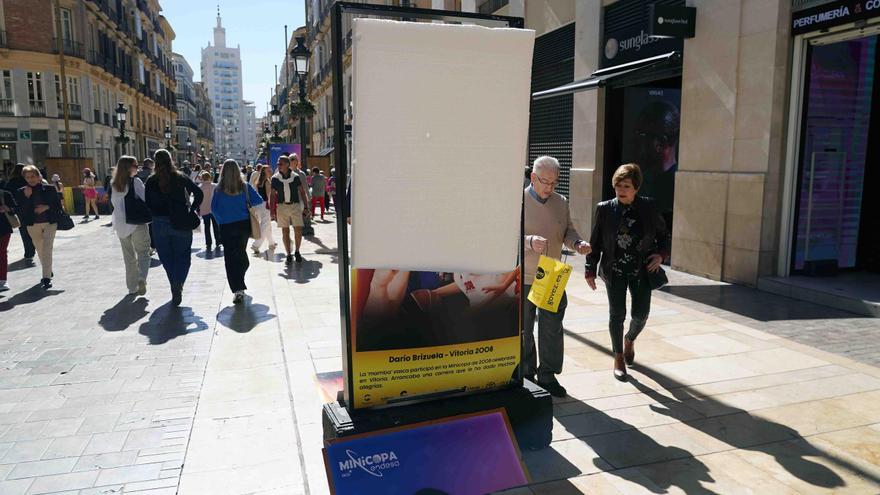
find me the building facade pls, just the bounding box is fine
[193,81,214,166]
[172,52,197,165]
[243,100,256,164]
[0,0,177,179]
[275,25,308,149]
[200,11,247,164]
[307,0,878,306]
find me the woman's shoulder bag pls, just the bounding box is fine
[124,179,152,225]
[169,175,200,231]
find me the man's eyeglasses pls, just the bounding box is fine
[535,176,558,188]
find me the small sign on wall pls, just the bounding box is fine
[18,130,31,141]
[648,5,697,39]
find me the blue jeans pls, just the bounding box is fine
[151,216,193,286]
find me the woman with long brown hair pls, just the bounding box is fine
[144,149,203,306]
[211,159,264,304]
[110,156,151,296]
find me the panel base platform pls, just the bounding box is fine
[322,380,553,451]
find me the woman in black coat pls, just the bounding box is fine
[4,164,35,262]
[0,187,17,291]
[144,149,203,306]
[14,165,63,289]
[584,163,669,381]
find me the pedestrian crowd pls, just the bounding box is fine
[0,149,329,305]
[1,150,667,391]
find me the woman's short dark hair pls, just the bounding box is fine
[612,163,643,190]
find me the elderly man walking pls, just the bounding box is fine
[523,156,591,397]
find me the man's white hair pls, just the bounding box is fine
[532,156,560,174]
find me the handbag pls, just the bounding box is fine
[124,179,152,225]
[0,192,20,229]
[169,176,200,231]
[244,184,261,240]
[527,254,573,313]
[647,266,668,290]
[56,210,75,231]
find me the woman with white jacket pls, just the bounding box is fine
[110,156,152,296]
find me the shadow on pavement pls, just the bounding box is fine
[0,285,64,312]
[149,258,162,268]
[98,295,149,332]
[216,300,276,333]
[659,284,858,322]
[7,258,35,273]
[562,329,869,491]
[280,259,323,284]
[138,302,208,345]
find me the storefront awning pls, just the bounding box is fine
[317,146,335,157]
[531,51,682,101]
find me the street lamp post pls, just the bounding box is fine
[163,124,172,150]
[115,102,129,159]
[270,105,281,142]
[291,35,311,173]
[186,137,192,164]
[200,145,206,166]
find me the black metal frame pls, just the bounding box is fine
[331,1,524,411]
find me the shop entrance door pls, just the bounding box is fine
[792,34,879,275]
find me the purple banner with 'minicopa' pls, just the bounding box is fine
[324,410,528,495]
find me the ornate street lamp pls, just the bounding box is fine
[270,104,281,141]
[291,36,312,172]
[115,102,129,158]
[186,137,192,163]
[163,124,172,149]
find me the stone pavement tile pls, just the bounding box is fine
[76,413,120,435]
[6,457,78,479]
[733,437,880,494]
[41,435,92,459]
[824,390,880,424]
[522,439,611,484]
[93,462,163,486]
[1,421,49,442]
[81,431,128,455]
[26,469,99,494]
[810,426,880,473]
[1,439,53,463]
[122,427,165,450]
[756,398,876,437]
[572,422,729,471]
[662,333,755,357]
[177,459,305,495]
[0,479,33,495]
[24,407,86,423]
[73,451,139,471]
[39,418,86,438]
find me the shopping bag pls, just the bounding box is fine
[527,255,572,313]
[244,185,261,240]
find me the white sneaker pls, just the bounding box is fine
[251,245,260,255]
[0,281,8,292]
[233,291,245,304]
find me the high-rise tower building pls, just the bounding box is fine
[200,8,246,162]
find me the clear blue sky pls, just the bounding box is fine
[161,0,306,118]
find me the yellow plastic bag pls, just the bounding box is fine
[527,255,573,313]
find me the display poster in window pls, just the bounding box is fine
[324,410,528,495]
[350,268,521,409]
[620,86,681,232]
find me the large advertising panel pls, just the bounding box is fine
[347,19,534,409]
[268,143,301,172]
[324,410,528,495]
[350,268,521,409]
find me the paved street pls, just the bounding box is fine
[1,211,880,494]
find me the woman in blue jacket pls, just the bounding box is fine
[211,159,263,304]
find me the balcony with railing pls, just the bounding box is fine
[176,118,198,130]
[29,100,46,117]
[52,38,84,59]
[0,99,13,116]
[65,103,82,119]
